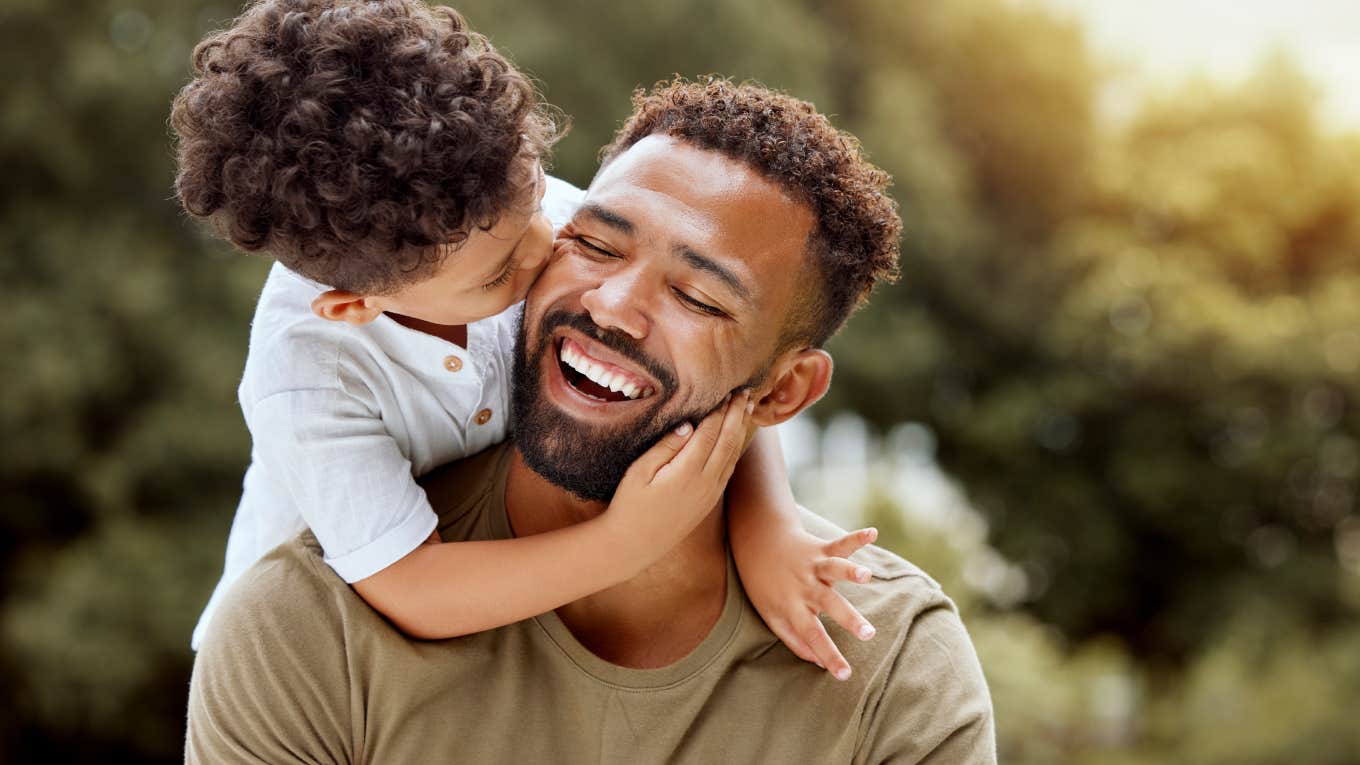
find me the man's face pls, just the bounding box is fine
[512,135,815,502]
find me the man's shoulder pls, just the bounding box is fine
[188,533,365,763]
[796,506,986,689]
[795,507,996,761]
[204,533,344,647]
[798,507,950,612]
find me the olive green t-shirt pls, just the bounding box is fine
[187,444,995,764]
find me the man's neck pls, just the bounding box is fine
[504,448,730,668]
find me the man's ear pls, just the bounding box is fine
[751,348,833,427]
[311,290,385,325]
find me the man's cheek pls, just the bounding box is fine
[531,253,592,304]
[549,237,576,265]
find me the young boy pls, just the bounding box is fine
[172,0,877,680]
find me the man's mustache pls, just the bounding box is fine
[537,308,678,395]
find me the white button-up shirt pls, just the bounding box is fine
[192,177,583,648]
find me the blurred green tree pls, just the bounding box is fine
[3,0,1358,761]
[805,2,1359,664]
[1,0,264,759]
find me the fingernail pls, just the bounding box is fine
[745,396,755,414]
[858,624,875,639]
[856,567,871,582]
[835,667,851,681]
[863,528,878,539]
[674,422,693,437]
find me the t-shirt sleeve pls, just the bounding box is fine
[857,605,997,765]
[186,551,354,764]
[249,388,438,583]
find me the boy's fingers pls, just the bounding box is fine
[800,618,852,681]
[624,422,696,483]
[659,395,733,477]
[815,557,873,586]
[820,589,875,643]
[821,528,877,559]
[771,621,821,666]
[702,390,753,479]
[669,392,734,465]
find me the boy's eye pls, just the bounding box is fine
[481,258,517,290]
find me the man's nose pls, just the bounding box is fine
[580,270,649,340]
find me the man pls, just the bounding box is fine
[187,79,996,764]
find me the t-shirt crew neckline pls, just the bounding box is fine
[483,445,747,691]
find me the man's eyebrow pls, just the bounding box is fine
[578,202,751,307]
[578,203,634,235]
[676,245,753,306]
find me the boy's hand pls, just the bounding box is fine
[740,526,880,681]
[606,391,754,561]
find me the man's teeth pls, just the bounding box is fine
[559,341,653,400]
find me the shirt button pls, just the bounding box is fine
[443,355,463,373]
[475,408,493,425]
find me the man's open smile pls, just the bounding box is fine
[546,328,666,414]
[557,336,657,402]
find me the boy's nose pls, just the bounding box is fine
[518,213,554,274]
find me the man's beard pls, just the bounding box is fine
[511,308,743,503]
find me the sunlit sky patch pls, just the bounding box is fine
[1027,0,1360,129]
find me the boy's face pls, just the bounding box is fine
[378,164,552,326]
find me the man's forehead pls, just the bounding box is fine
[593,136,755,199]
[585,135,815,270]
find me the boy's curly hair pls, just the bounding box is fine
[170,0,560,294]
[600,78,901,348]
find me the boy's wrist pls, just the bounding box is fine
[728,496,802,539]
[589,512,661,579]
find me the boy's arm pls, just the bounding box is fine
[726,427,879,680]
[354,393,752,639]
[354,518,645,639]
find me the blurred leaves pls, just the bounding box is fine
[3,514,224,761]
[874,488,1360,765]
[2,0,1357,762]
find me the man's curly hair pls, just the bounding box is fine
[600,78,901,348]
[170,0,560,294]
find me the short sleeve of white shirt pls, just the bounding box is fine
[247,387,439,583]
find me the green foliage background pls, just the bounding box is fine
[2,0,1356,762]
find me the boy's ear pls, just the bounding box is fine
[311,290,385,325]
[751,348,833,427]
